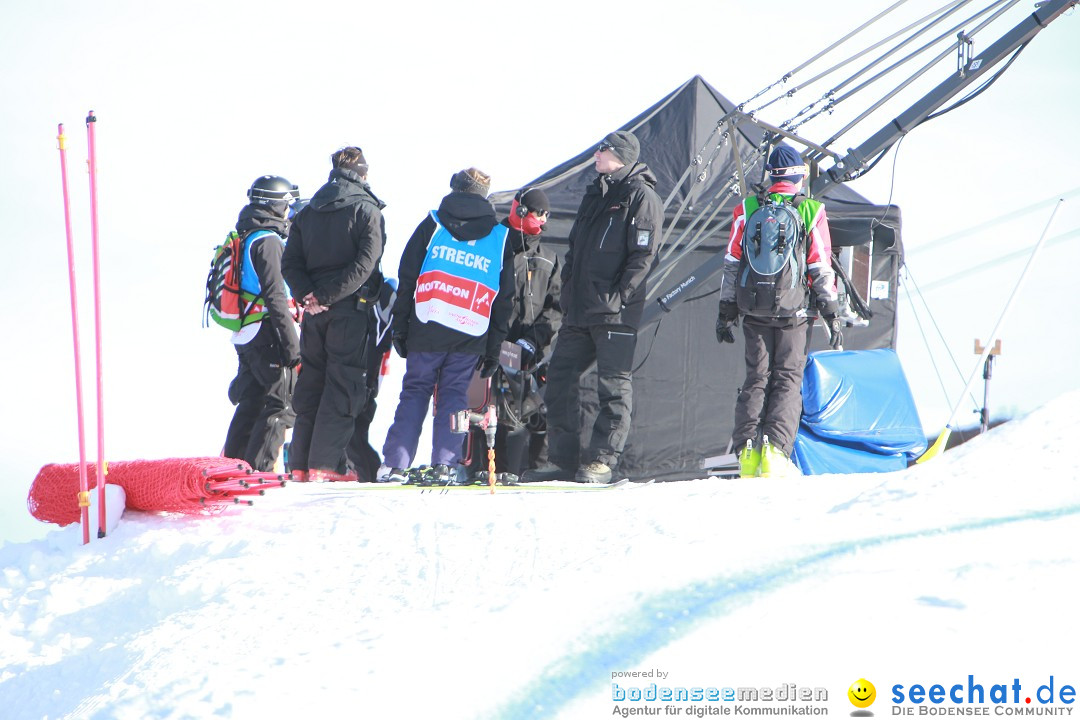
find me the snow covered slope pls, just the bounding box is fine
[2,393,1078,719]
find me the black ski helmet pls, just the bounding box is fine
[247,175,299,206]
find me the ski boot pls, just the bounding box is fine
[738,439,761,478]
[402,466,430,485]
[472,471,521,486]
[375,466,408,483]
[758,435,800,478]
[415,464,469,486]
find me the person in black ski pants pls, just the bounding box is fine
[466,187,562,479]
[715,143,840,478]
[222,176,302,472]
[526,130,663,484]
[345,275,396,483]
[281,147,386,483]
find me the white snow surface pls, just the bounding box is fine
[2,392,1079,720]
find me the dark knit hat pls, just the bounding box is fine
[518,188,550,214]
[601,130,640,166]
[766,143,806,182]
[449,167,492,196]
[331,146,369,174]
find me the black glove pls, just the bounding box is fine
[286,355,302,369]
[824,315,844,350]
[715,316,736,344]
[392,333,408,359]
[515,338,537,369]
[476,354,499,379]
[817,298,840,319]
[718,300,739,321]
[716,301,739,344]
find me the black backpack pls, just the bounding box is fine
[735,194,809,317]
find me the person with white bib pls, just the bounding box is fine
[381,168,515,483]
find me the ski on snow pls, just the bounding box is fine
[299,477,655,494]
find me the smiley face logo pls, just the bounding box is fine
[848,679,876,709]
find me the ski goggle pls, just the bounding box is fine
[768,164,809,177]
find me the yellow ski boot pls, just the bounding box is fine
[738,439,761,478]
[759,435,800,478]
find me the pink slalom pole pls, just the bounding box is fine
[86,110,107,538]
[58,124,91,545]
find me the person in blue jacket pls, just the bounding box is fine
[222,175,301,472]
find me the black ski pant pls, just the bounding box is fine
[223,341,296,472]
[466,423,529,476]
[346,341,390,482]
[346,396,381,482]
[290,301,370,475]
[544,323,637,470]
[733,315,813,457]
[464,367,544,477]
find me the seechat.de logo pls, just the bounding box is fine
[850,678,878,716]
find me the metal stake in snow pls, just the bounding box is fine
[917,198,1064,463]
[86,110,108,536]
[57,123,91,545]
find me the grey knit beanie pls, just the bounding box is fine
[449,167,492,197]
[601,130,640,166]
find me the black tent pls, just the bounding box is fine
[490,76,904,477]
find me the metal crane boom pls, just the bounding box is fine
[815,0,1077,195]
[647,0,1075,322]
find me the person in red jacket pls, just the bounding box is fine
[716,143,840,478]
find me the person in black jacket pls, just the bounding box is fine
[381,168,515,483]
[465,187,562,479]
[281,147,386,482]
[525,131,663,484]
[345,275,396,482]
[222,175,302,472]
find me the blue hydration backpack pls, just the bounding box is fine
[735,194,808,317]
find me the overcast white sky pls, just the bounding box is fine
[2,1,1078,542]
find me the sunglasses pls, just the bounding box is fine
[596,143,614,154]
[531,209,550,218]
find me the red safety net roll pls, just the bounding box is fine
[28,457,288,526]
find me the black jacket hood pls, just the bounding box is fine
[309,168,386,213]
[236,202,289,236]
[435,191,498,241]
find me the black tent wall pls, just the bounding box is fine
[490,76,904,475]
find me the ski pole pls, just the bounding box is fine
[483,401,498,494]
[58,123,91,546]
[86,110,108,535]
[917,198,1064,463]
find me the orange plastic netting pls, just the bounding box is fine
[28,457,288,526]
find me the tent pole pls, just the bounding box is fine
[917,198,1063,463]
